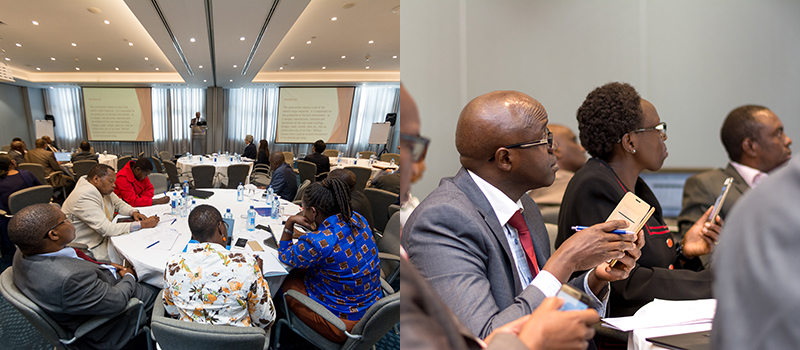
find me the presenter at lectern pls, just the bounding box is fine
[191,112,207,155]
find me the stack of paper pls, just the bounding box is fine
[602,299,716,332]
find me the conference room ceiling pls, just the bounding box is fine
[0,0,400,88]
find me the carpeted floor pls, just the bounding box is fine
[0,251,399,350]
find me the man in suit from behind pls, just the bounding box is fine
[42,135,59,153]
[269,151,298,201]
[9,203,158,349]
[242,134,257,159]
[401,90,643,341]
[303,139,332,175]
[8,140,27,166]
[678,105,792,238]
[71,141,99,163]
[25,138,75,190]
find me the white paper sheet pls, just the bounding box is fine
[602,299,716,332]
[129,227,182,251]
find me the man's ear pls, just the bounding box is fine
[494,148,513,172]
[742,137,759,158]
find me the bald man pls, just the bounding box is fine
[9,140,27,166]
[528,125,586,208]
[401,90,643,341]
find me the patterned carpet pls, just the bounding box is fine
[0,251,399,350]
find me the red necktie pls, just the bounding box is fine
[507,210,539,276]
[73,248,102,265]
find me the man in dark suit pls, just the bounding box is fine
[242,134,257,159]
[402,90,643,340]
[42,135,59,153]
[369,170,400,194]
[8,140,27,166]
[71,141,99,163]
[678,105,792,238]
[8,203,158,349]
[303,140,331,175]
[25,138,75,190]
[269,151,297,201]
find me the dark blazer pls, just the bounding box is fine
[370,172,400,194]
[402,168,595,338]
[242,143,257,159]
[271,162,297,201]
[71,151,99,163]
[557,158,712,317]
[677,163,749,236]
[12,250,158,349]
[256,150,269,166]
[8,149,26,166]
[303,152,330,175]
[350,189,374,230]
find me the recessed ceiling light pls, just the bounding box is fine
[71,43,77,46]
[36,67,41,70]
[240,37,246,41]
[279,67,283,70]
[155,68,159,71]
[393,55,397,58]
[4,58,10,61]
[322,66,326,70]
[203,79,207,82]
[341,55,346,59]
[144,57,149,60]
[306,40,311,44]
[190,38,196,43]
[290,56,295,60]
[233,65,237,68]
[331,17,337,21]
[129,42,134,46]
[115,67,119,70]
[15,43,22,47]
[365,66,370,69]
[96,57,102,61]
[368,40,374,44]
[51,57,56,60]
[104,20,110,24]
[199,65,203,69]
[50,86,54,89]
[32,21,39,25]
[75,67,80,70]
[229,79,233,82]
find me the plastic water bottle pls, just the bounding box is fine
[237,182,244,202]
[337,152,342,165]
[390,158,396,167]
[183,181,190,196]
[170,193,179,215]
[180,193,188,217]
[271,196,281,220]
[199,156,203,164]
[223,209,234,247]
[190,199,196,212]
[247,206,256,231]
[267,186,274,199]
[103,150,107,156]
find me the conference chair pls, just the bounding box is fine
[282,151,295,165]
[149,173,169,194]
[138,151,145,160]
[344,166,371,192]
[377,211,401,285]
[18,163,49,184]
[0,185,54,217]
[71,160,97,180]
[379,153,399,165]
[297,160,317,184]
[159,151,172,163]
[293,179,312,205]
[117,155,132,171]
[357,151,375,159]
[540,206,560,225]
[226,163,251,189]
[162,160,184,188]
[1,145,10,152]
[191,165,216,189]
[151,291,268,350]
[363,188,399,233]
[150,156,164,174]
[387,204,400,221]
[0,268,152,350]
[322,149,340,158]
[274,279,399,350]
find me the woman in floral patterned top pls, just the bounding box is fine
[279,178,382,342]
[163,205,275,336]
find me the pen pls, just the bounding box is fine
[571,226,634,235]
[170,219,176,225]
[146,241,160,249]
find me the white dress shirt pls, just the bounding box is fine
[730,161,768,188]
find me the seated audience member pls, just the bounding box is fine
[269,151,297,201]
[678,105,791,237]
[25,138,75,190]
[71,141,99,163]
[42,135,59,153]
[557,82,720,317]
[527,124,586,206]
[711,157,799,350]
[303,139,331,175]
[399,85,600,350]
[8,204,158,349]
[256,139,270,166]
[370,170,400,194]
[402,90,643,339]
[115,158,170,206]
[9,140,27,166]
[0,155,42,252]
[63,164,159,261]
[327,169,375,230]
[279,178,381,342]
[163,205,275,333]
[242,134,257,159]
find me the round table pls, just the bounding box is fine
[108,189,300,290]
[99,154,118,171]
[176,155,254,187]
[329,157,398,179]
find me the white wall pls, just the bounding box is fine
[401,0,800,199]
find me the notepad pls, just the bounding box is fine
[130,227,181,250]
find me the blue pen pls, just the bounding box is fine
[170,219,177,225]
[571,226,633,235]
[146,241,160,249]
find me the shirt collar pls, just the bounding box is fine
[38,247,79,259]
[730,161,768,188]
[467,170,524,226]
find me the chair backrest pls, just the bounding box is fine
[377,211,401,284]
[380,153,400,164]
[151,291,267,350]
[322,149,339,158]
[117,156,132,171]
[192,165,216,189]
[18,163,48,184]
[162,160,180,186]
[226,164,251,189]
[149,173,169,194]
[8,185,54,215]
[138,151,145,160]
[294,179,311,202]
[150,156,164,173]
[159,151,172,163]
[72,160,97,180]
[545,223,559,254]
[1,145,11,152]
[363,188,399,233]
[387,204,400,220]
[357,151,375,159]
[282,151,294,165]
[342,292,400,350]
[344,166,371,192]
[296,160,317,184]
[0,268,71,349]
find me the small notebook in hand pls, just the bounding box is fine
[606,192,655,266]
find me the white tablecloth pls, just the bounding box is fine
[329,157,398,179]
[99,154,118,171]
[108,189,300,291]
[176,155,254,187]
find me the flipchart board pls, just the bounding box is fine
[368,122,392,145]
[35,120,55,140]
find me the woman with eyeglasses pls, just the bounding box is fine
[555,82,721,317]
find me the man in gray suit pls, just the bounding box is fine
[71,141,99,163]
[402,90,643,339]
[8,203,158,349]
[678,105,792,237]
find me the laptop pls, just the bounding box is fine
[54,152,71,162]
[646,330,711,350]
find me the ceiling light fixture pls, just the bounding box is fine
[129,42,134,46]
[96,57,102,61]
[290,56,295,60]
[144,57,149,60]
[368,40,374,44]
[331,17,337,21]
[190,38,195,42]
[233,65,237,68]
[240,37,246,41]
[199,65,203,68]
[203,79,207,82]
[115,67,119,70]
[322,66,326,70]
[279,67,283,70]
[75,67,80,70]
[71,43,77,46]
[36,67,41,70]
[365,66,370,69]
[15,43,22,47]
[155,68,159,71]
[341,55,346,59]
[50,57,55,60]
[32,21,39,25]
[104,20,110,24]
[4,58,9,61]
[306,40,311,44]
[50,87,54,89]
[229,79,233,82]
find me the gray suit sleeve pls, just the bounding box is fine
[61,269,137,316]
[677,175,716,237]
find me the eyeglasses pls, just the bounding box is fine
[400,133,430,162]
[489,129,554,162]
[629,122,667,137]
[44,214,74,239]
